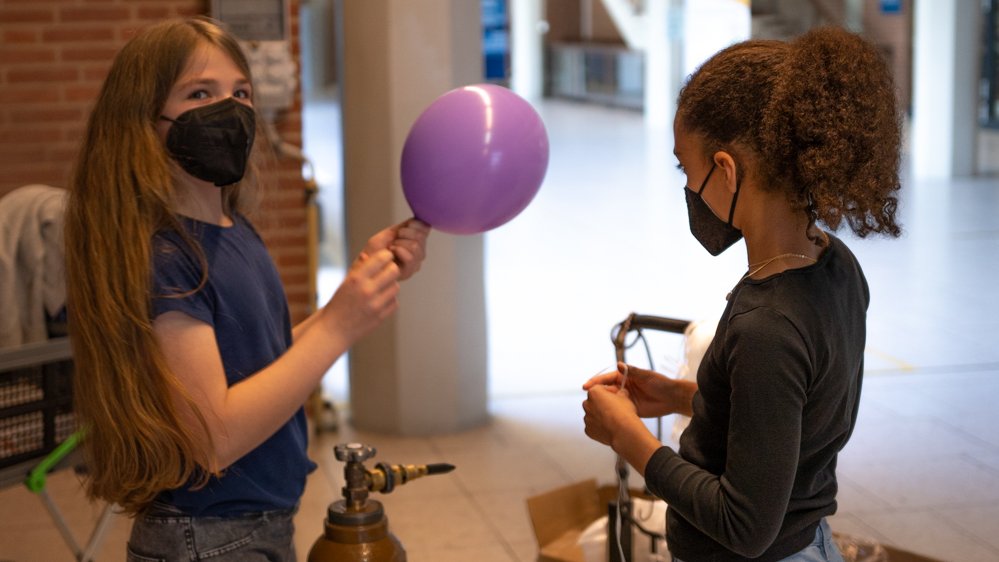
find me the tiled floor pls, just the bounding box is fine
[1,99,997,561]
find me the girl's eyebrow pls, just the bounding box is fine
[175,77,251,89]
[176,77,216,89]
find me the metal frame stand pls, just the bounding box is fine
[24,430,115,562]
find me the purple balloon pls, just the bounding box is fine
[401,84,549,235]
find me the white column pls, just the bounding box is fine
[911,1,980,178]
[510,0,545,101]
[644,0,674,130]
[337,0,488,435]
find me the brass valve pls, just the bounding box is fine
[368,462,456,493]
[308,443,455,562]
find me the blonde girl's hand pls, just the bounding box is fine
[362,218,431,281]
[322,249,400,344]
[389,218,430,280]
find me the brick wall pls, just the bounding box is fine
[0,0,312,321]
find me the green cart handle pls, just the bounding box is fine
[24,429,84,493]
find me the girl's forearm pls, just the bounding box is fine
[208,319,354,469]
[612,418,666,476]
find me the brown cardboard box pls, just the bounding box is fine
[526,480,942,562]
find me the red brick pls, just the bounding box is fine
[10,107,84,123]
[0,145,47,165]
[136,6,171,19]
[42,27,115,43]
[0,128,62,144]
[0,48,57,64]
[3,30,40,43]
[46,146,80,162]
[0,88,60,104]
[261,195,306,211]
[283,281,310,295]
[61,46,119,62]
[59,7,131,22]
[82,66,111,81]
[266,232,309,247]
[64,84,102,102]
[0,8,55,23]
[5,166,70,188]
[276,253,309,268]
[7,67,79,83]
[175,5,205,18]
[280,271,311,286]
[60,123,84,140]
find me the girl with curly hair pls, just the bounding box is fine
[582,26,902,562]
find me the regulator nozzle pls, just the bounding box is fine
[333,443,455,513]
[368,462,455,493]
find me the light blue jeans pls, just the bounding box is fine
[672,519,844,562]
[126,502,297,561]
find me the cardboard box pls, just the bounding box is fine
[526,480,942,562]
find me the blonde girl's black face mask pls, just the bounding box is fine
[683,162,743,256]
[160,98,256,187]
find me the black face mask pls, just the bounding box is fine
[684,162,743,256]
[161,98,256,187]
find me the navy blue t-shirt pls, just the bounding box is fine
[151,215,315,516]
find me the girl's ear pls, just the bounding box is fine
[713,151,739,195]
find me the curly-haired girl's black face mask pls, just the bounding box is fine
[160,97,256,187]
[684,162,743,256]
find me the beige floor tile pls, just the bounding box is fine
[838,416,996,465]
[467,489,541,546]
[507,538,542,562]
[404,542,520,562]
[834,474,894,514]
[444,446,572,495]
[0,470,130,562]
[376,492,502,552]
[826,512,890,545]
[851,509,999,562]
[836,456,999,509]
[935,505,999,553]
[294,466,340,559]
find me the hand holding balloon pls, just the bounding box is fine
[400,84,549,235]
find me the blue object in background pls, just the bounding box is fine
[880,0,902,14]
[482,0,509,81]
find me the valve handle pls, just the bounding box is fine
[334,442,376,463]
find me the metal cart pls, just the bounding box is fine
[608,313,691,562]
[0,337,114,562]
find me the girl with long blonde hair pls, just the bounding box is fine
[65,17,429,560]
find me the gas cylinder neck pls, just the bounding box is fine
[343,457,370,511]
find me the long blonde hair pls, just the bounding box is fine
[65,17,260,514]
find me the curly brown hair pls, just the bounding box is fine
[676,26,902,239]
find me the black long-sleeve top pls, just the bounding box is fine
[644,233,869,561]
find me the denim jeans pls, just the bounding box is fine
[126,503,297,561]
[672,519,844,562]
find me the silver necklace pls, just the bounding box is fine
[726,252,817,301]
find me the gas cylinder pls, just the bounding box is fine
[307,443,454,562]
